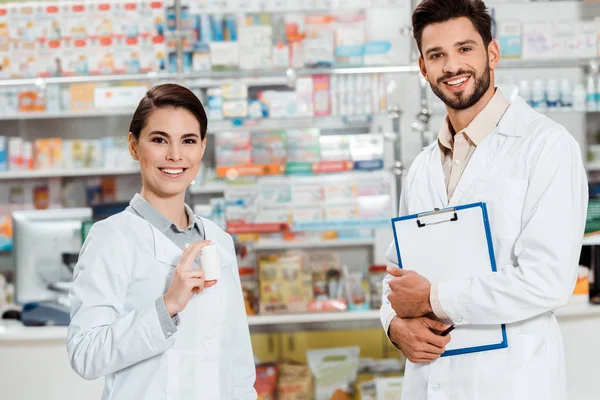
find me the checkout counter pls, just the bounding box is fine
[2,208,600,400]
[1,297,600,400]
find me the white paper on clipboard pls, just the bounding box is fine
[391,202,507,357]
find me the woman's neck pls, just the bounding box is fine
[140,188,188,229]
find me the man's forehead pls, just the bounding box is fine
[421,17,481,47]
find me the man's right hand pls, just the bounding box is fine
[388,316,452,363]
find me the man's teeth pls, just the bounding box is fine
[447,77,468,86]
[161,168,184,175]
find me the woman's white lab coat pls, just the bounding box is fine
[381,97,588,400]
[67,211,257,400]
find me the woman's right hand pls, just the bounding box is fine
[164,240,212,316]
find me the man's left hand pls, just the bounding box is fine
[387,266,432,318]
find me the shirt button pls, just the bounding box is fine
[167,331,172,337]
[433,384,441,392]
[454,159,461,165]
[185,243,190,249]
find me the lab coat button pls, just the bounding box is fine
[203,342,211,351]
[455,315,462,322]
[433,384,441,391]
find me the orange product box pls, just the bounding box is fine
[70,83,96,111]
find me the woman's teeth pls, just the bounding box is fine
[161,168,184,175]
[447,76,469,86]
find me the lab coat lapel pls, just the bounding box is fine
[197,216,234,267]
[428,145,449,207]
[151,225,184,267]
[448,132,503,207]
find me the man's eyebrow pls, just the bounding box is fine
[425,46,442,56]
[455,40,477,47]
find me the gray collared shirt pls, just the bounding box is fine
[127,193,206,338]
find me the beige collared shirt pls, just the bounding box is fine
[430,89,510,320]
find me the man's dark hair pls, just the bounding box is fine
[129,83,208,140]
[412,0,493,55]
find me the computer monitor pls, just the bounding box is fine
[12,208,92,304]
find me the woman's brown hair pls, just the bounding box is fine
[129,83,208,140]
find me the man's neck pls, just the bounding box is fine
[446,86,496,133]
[140,188,188,229]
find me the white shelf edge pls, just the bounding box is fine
[582,234,600,246]
[0,167,140,180]
[0,109,135,121]
[208,115,372,133]
[586,162,600,172]
[189,183,228,194]
[0,65,420,88]
[497,58,594,69]
[247,310,380,326]
[2,303,599,341]
[0,58,596,89]
[0,113,374,129]
[252,238,375,251]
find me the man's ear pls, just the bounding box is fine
[488,40,500,70]
[418,57,429,83]
[128,132,139,161]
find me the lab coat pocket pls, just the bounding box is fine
[508,334,551,399]
[166,349,219,400]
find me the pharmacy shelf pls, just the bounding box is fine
[252,238,375,251]
[582,234,600,246]
[209,115,373,133]
[0,109,135,121]
[0,112,375,132]
[0,65,420,88]
[189,182,228,194]
[0,166,140,180]
[247,310,381,333]
[497,58,597,69]
[586,162,600,172]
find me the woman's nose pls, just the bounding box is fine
[166,143,182,161]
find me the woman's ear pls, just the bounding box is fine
[128,132,139,161]
[199,136,207,158]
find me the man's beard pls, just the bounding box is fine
[430,63,491,111]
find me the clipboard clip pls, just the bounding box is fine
[417,207,458,228]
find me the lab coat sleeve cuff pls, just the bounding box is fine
[436,282,470,325]
[155,296,178,339]
[430,283,450,320]
[381,303,401,350]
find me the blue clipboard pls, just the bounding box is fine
[391,202,508,357]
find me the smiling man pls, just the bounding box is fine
[381,0,588,399]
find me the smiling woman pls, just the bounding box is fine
[66,83,257,400]
[127,85,208,225]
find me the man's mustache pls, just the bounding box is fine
[437,70,475,84]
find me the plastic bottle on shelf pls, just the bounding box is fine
[531,79,547,112]
[346,75,356,116]
[546,79,561,110]
[559,79,573,110]
[518,80,532,107]
[595,74,600,112]
[354,75,364,118]
[0,273,6,308]
[586,75,597,112]
[573,83,587,112]
[330,75,339,117]
[364,75,373,116]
